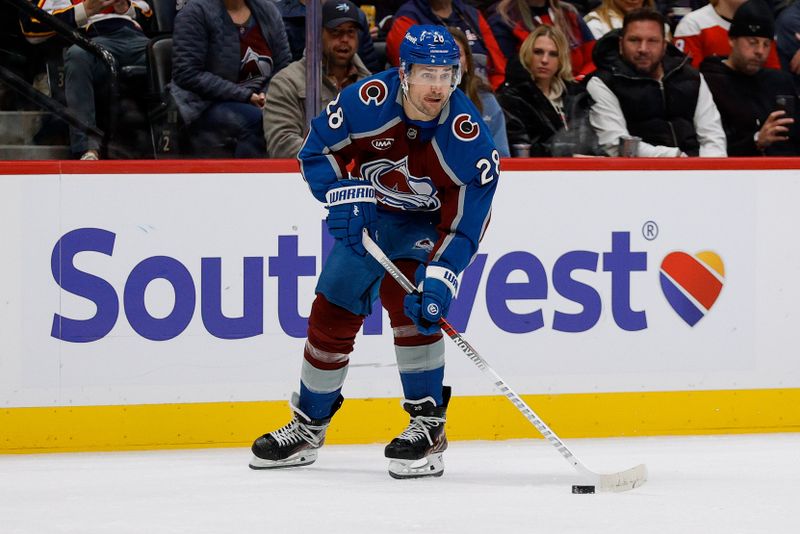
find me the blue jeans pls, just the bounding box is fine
[191,101,266,158]
[64,26,148,155]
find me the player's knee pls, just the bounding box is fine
[307,293,363,354]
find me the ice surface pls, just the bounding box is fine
[1,434,798,533]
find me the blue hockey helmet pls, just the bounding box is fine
[399,25,462,95]
[399,25,461,67]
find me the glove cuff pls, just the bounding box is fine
[426,265,459,297]
[325,184,377,207]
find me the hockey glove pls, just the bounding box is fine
[403,263,458,336]
[325,179,377,256]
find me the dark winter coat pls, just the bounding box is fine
[496,56,599,157]
[700,56,799,156]
[170,0,291,124]
[590,29,702,156]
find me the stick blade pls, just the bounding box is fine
[596,464,648,493]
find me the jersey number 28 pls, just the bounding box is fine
[326,93,344,130]
[475,150,500,185]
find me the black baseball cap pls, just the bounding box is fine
[322,0,365,31]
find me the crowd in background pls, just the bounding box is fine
[1,0,799,159]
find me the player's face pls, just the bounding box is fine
[403,65,455,120]
[620,20,666,78]
[323,22,359,68]
[528,36,559,85]
[728,36,771,76]
[613,0,643,14]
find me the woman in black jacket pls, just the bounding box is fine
[497,24,598,157]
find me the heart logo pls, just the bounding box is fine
[659,251,725,326]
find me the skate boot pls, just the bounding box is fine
[249,393,343,469]
[385,386,451,479]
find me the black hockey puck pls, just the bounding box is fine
[571,485,596,494]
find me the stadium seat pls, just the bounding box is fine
[146,35,181,157]
[150,0,177,34]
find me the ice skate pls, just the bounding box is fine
[385,386,451,479]
[249,393,343,469]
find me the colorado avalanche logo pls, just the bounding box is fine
[413,238,435,251]
[359,80,388,106]
[360,156,441,211]
[452,113,480,142]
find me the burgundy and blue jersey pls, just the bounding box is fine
[298,68,499,275]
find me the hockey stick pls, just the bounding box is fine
[362,230,647,492]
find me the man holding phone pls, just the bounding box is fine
[700,0,799,156]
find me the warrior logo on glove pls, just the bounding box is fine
[325,181,377,257]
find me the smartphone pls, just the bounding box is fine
[775,95,796,119]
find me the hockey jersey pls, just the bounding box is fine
[298,68,500,275]
[21,0,152,44]
[673,4,780,70]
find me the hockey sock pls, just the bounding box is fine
[381,261,446,405]
[297,294,361,420]
[299,382,343,420]
[399,366,445,405]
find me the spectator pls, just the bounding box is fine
[276,0,383,73]
[775,0,800,88]
[386,0,507,89]
[663,1,708,30]
[584,0,670,39]
[170,0,290,158]
[586,8,727,156]
[701,0,798,155]
[497,25,600,156]
[20,0,154,160]
[263,0,372,158]
[674,0,782,69]
[488,0,596,80]
[448,27,510,157]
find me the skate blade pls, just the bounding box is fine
[388,453,444,479]
[248,449,318,470]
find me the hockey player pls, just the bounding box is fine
[249,25,499,479]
